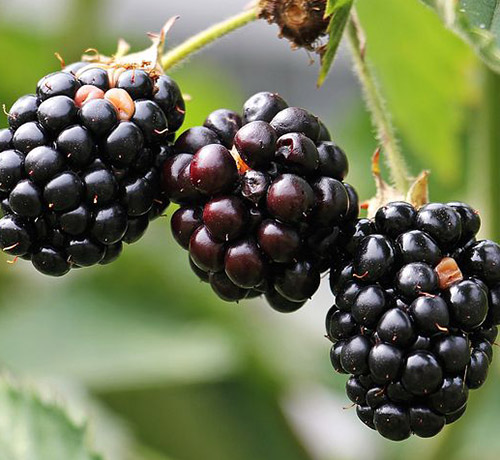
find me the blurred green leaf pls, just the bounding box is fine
[133,445,177,460]
[318,1,354,86]
[422,0,500,74]
[0,221,323,460]
[100,379,312,460]
[356,0,477,190]
[464,66,500,241]
[170,63,244,128]
[0,27,57,125]
[326,0,352,15]
[0,286,242,390]
[0,378,103,460]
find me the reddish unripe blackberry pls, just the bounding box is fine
[163,92,358,310]
[327,200,500,440]
[0,52,186,275]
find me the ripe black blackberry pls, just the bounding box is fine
[164,92,358,310]
[326,200,500,440]
[0,48,185,275]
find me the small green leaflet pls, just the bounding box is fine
[318,0,354,87]
[0,378,103,460]
[325,0,353,15]
[422,0,500,73]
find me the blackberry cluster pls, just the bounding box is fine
[326,201,500,440]
[0,62,185,275]
[163,92,358,311]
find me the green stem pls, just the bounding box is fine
[467,65,500,241]
[161,8,259,71]
[346,9,412,194]
[483,68,500,242]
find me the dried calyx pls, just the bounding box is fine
[363,148,430,218]
[258,0,329,51]
[74,16,179,85]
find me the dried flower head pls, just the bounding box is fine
[258,0,329,51]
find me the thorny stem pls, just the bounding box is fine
[346,9,412,194]
[161,7,259,71]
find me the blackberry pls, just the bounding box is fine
[0,48,185,275]
[327,200,500,440]
[163,92,358,310]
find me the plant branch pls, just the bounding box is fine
[161,7,259,71]
[466,66,500,241]
[346,9,412,194]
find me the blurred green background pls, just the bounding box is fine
[0,0,499,459]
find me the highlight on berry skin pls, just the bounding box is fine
[0,59,185,275]
[163,91,358,311]
[327,200,500,441]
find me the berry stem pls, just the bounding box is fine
[467,66,500,241]
[161,7,259,71]
[346,9,412,194]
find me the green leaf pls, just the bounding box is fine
[356,0,476,189]
[325,0,352,15]
[422,0,500,73]
[132,445,177,460]
[0,378,103,460]
[318,0,354,87]
[0,286,241,390]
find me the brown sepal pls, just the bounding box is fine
[362,148,430,218]
[258,0,329,51]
